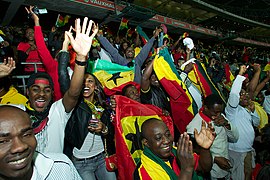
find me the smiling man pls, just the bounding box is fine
[186,94,239,180]
[0,105,82,180]
[23,13,98,153]
[133,118,215,179]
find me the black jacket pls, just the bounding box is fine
[64,99,115,158]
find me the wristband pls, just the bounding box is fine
[75,59,87,66]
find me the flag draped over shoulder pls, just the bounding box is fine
[55,14,70,27]
[188,60,225,102]
[114,95,174,180]
[119,17,128,30]
[91,59,135,96]
[153,49,197,133]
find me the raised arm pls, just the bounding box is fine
[26,6,62,100]
[135,29,161,68]
[95,26,128,65]
[254,70,270,98]
[247,64,261,99]
[26,6,58,72]
[141,58,154,91]
[62,17,97,112]
[58,28,72,95]
[225,65,247,116]
[171,36,182,51]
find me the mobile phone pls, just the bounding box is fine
[89,119,99,128]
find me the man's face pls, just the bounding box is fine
[204,103,224,120]
[125,47,135,59]
[0,107,36,179]
[125,85,140,102]
[143,121,173,161]
[27,78,53,112]
[239,89,250,107]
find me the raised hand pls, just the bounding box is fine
[0,57,16,78]
[25,6,39,25]
[177,132,194,174]
[62,26,72,51]
[194,121,215,149]
[66,17,98,59]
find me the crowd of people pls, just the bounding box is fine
[0,5,270,180]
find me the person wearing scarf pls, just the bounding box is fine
[134,118,215,180]
[186,94,239,180]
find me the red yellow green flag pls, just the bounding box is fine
[55,14,70,27]
[91,59,135,96]
[127,28,135,37]
[114,95,174,180]
[119,17,129,30]
[188,60,225,102]
[153,49,197,133]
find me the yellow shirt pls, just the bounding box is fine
[0,86,28,106]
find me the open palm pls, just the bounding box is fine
[66,17,97,57]
[194,121,215,149]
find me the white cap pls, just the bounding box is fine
[183,37,194,50]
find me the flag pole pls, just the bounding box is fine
[55,14,60,27]
[117,17,123,36]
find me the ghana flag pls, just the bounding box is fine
[187,59,225,102]
[153,49,197,133]
[114,95,174,180]
[91,59,135,96]
[222,63,235,91]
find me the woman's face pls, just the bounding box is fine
[122,42,128,50]
[83,74,96,98]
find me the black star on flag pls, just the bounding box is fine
[107,72,123,85]
[125,118,143,154]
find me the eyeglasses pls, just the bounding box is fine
[240,92,249,96]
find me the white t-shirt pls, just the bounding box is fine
[262,90,270,114]
[35,99,72,153]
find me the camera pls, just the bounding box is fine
[28,6,48,18]
[32,6,40,15]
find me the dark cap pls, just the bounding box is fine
[27,72,54,90]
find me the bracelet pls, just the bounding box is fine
[75,60,87,66]
[101,126,108,134]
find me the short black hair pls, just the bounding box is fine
[204,94,224,109]
[122,84,135,96]
[141,118,162,140]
